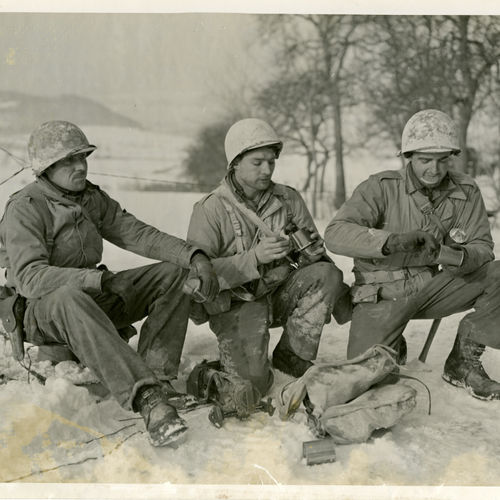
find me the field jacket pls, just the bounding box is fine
[187,177,319,305]
[325,165,494,300]
[0,177,198,299]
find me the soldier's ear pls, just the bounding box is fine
[231,159,241,172]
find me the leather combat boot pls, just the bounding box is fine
[133,385,188,447]
[272,336,313,378]
[442,332,500,400]
[154,379,198,411]
[186,360,261,419]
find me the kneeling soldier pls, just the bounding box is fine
[186,118,350,402]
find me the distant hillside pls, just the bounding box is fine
[0,91,142,134]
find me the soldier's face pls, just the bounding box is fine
[233,147,277,198]
[411,152,453,187]
[46,153,88,192]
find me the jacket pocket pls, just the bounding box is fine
[351,284,380,304]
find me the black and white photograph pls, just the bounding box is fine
[0,1,500,499]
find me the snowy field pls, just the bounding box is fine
[1,130,500,499]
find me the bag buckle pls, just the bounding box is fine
[420,202,435,215]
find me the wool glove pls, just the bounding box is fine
[185,252,219,303]
[442,244,478,276]
[382,230,439,256]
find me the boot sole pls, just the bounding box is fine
[442,373,500,401]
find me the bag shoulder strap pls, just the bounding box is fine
[276,187,295,228]
[409,188,453,238]
[397,170,454,239]
[24,188,55,256]
[216,185,278,238]
[219,197,246,253]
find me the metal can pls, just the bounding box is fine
[449,228,467,244]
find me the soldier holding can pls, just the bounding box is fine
[325,109,500,400]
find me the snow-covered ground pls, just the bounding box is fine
[1,189,500,491]
[1,131,500,499]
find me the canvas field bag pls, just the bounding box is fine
[278,345,418,444]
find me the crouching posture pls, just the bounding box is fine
[187,119,350,399]
[0,121,219,446]
[325,109,500,400]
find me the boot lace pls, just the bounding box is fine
[466,342,491,379]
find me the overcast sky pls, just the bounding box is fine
[1,1,498,135]
[0,12,268,134]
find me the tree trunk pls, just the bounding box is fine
[456,102,473,174]
[455,16,472,174]
[457,117,469,174]
[302,152,314,191]
[310,149,321,218]
[318,158,329,218]
[331,83,346,208]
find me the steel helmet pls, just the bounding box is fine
[224,118,283,168]
[28,121,97,176]
[400,109,460,156]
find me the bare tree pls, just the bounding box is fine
[183,116,242,190]
[257,15,364,210]
[256,72,333,216]
[359,15,500,173]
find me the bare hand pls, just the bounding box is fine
[302,231,326,263]
[255,236,290,264]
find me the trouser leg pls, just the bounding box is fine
[35,326,134,363]
[208,298,273,395]
[433,261,500,349]
[24,286,157,409]
[348,297,416,359]
[91,262,191,379]
[348,262,498,358]
[36,345,79,363]
[272,261,345,360]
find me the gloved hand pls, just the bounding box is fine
[185,252,219,303]
[382,230,439,256]
[442,244,476,276]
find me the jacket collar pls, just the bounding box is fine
[220,175,285,219]
[34,176,91,205]
[224,172,279,210]
[403,164,467,201]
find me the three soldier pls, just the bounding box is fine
[1,110,498,450]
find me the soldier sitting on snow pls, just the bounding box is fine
[185,118,351,413]
[325,109,500,401]
[0,121,219,447]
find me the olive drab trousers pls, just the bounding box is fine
[208,262,348,395]
[348,260,500,358]
[23,262,191,409]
